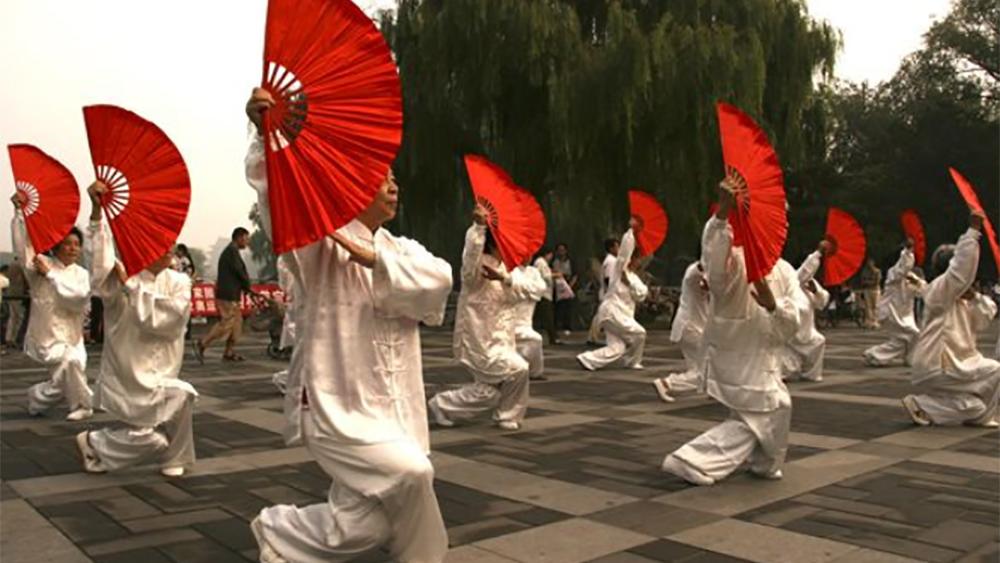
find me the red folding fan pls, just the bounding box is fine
[899,209,926,265]
[949,167,1000,276]
[628,190,668,256]
[261,0,402,254]
[716,102,788,283]
[83,105,191,276]
[7,145,80,254]
[463,155,546,271]
[823,208,866,287]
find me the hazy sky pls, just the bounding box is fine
[0,0,954,254]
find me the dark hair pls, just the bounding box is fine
[175,243,192,258]
[604,238,619,253]
[556,242,569,251]
[49,227,83,256]
[931,244,955,278]
[232,227,250,240]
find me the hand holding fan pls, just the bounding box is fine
[899,209,926,265]
[83,105,191,276]
[948,167,1000,277]
[716,102,788,283]
[627,190,668,256]
[260,0,402,254]
[823,208,866,287]
[7,144,80,254]
[463,155,546,271]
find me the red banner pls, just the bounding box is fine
[190,282,287,318]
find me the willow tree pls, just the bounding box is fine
[380,0,837,280]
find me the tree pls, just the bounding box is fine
[380,0,837,280]
[187,247,208,280]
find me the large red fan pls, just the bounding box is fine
[83,105,191,276]
[628,190,668,256]
[949,167,1000,276]
[7,145,80,254]
[823,208,866,287]
[716,102,788,283]
[899,209,926,265]
[463,155,546,271]
[261,0,402,254]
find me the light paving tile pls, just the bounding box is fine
[520,413,604,432]
[913,450,1000,474]
[212,407,287,433]
[654,450,899,516]
[874,427,993,449]
[433,453,636,515]
[668,518,861,563]
[473,518,653,563]
[787,432,861,450]
[0,499,91,563]
[445,545,521,563]
[791,390,901,408]
[829,548,924,563]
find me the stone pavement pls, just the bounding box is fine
[1,326,997,563]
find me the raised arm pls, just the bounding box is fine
[924,214,983,310]
[885,247,915,285]
[11,195,36,272]
[460,223,487,286]
[797,250,823,284]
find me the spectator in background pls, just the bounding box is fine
[552,242,577,335]
[173,244,197,280]
[195,228,253,363]
[859,259,882,330]
[532,248,561,345]
[5,256,28,350]
[0,264,9,355]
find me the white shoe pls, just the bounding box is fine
[661,455,714,486]
[497,420,521,431]
[902,395,931,426]
[427,397,454,428]
[66,408,93,421]
[753,468,784,480]
[75,432,106,474]
[160,466,185,478]
[630,363,645,370]
[251,516,288,563]
[652,379,675,403]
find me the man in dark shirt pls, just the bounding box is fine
[196,228,252,362]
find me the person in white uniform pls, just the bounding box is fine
[587,238,619,344]
[577,224,648,371]
[243,88,453,563]
[271,254,300,394]
[75,182,197,477]
[512,261,548,381]
[864,240,926,366]
[902,211,999,428]
[428,209,533,431]
[653,260,709,402]
[781,242,831,382]
[661,177,800,486]
[11,194,93,421]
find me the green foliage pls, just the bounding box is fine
[248,203,278,281]
[380,0,837,279]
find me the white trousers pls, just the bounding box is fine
[516,333,544,378]
[912,368,1000,425]
[273,370,289,394]
[577,318,646,370]
[665,399,792,481]
[663,329,704,395]
[431,371,530,425]
[27,355,92,414]
[864,330,916,366]
[256,416,447,563]
[89,386,197,470]
[587,309,604,343]
[785,332,826,381]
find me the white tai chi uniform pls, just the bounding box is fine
[512,265,548,379]
[662,217,800,484]
[588,253,617,342]
[13,217,92,416]
[431,225,532,425]
[245,136,453,563]
[578,230,648,370]
[86,217,197,471]
[660,261,710,395]
[864,248,925,366]
[782,251,829,381]
[907,228,1000,426]
[272,254,301,394]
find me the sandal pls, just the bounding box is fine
[222,353,246,362]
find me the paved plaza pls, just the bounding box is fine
[1,326,997,563]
